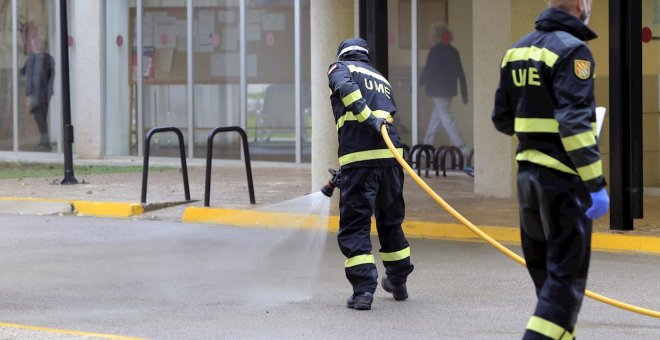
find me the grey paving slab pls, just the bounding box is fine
[0,201,73,216]
[0,214,658,339]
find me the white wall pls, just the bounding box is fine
[73,0,102,159]
[104,0,131,155]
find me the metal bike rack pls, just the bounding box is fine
[401,143,411,165]
[205,126,255,207]
[434,145,464,177]
[141,127,191,204]
[410,144,435,178]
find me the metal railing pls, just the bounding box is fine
[141,127,191,204]
[205,126,255,207]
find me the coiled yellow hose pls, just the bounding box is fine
[381,126,660,318]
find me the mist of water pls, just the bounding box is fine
[237,192,331,308]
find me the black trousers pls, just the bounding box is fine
[338,166,414,294]
[29,95,50,141]
[517,162,591,339]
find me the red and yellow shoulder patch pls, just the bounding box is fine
[574,59,591,80]
[327,63,338,76]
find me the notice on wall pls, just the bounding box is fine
[247,24,261,41]
[262,12,286,31]
[197,10,216,52]
[217,10,235,24]
[154,16,176,49]
[157,48,175,73]
[211,52,239,77]
[222,27,239,51]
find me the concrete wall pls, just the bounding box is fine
[73,0,102,159]
[310,0,353,192]
[473,0,514,197]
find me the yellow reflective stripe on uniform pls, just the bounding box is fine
[501,46,560,68]
[339,148,403,166]
[515,118,559,133]
[576,160,603,181]
[336,111,389,130]
[380,247,410,262]
[560,329,577,340]
[526,316,573,340]
[562,131,596,152]
[356,106,372,122]
[347,64,391,86]
[516,150,578,175]
[591,122,598,135]
[342,89,362,107]
[336,110,392,130]
[345,254,375,268]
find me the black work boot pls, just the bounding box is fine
[346,292,373,310]
[382,277,408,301]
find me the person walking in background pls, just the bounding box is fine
[492,0,608,338]
[419,24,470,157]
[327,38,414,311]
[21,33,55,151]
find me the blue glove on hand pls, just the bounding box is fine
[585,188,609,220]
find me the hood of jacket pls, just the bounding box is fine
[336,38,371,63]
[535,7,597,41]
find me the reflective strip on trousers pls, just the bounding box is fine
[345,254,375,268]
[526,316,576,340]
[380,247,410,262]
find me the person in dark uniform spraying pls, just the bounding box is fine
[326,38,414,310]
[492,0,609,338]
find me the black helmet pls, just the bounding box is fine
[336,38,369,60]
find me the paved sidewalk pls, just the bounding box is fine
[0,156,658,251]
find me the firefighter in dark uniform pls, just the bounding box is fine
[492,0,609,338]
[327,38,414,310]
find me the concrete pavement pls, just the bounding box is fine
[0,215,658,339]
[0,157,658,254]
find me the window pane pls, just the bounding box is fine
[17,0,58,153]
[246,0,296,162]
[0,1,13,150]
[104,0,133,155]
[193,0,242,160]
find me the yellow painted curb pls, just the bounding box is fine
[182,207,660,254]
[0,197,144,217]
[0,321,144,339]
[73,201,144,218]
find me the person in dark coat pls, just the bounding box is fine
[21,34,55,151]
[419,24,470,156]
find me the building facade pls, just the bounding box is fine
[1,0,660,201]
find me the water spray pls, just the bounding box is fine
[380,125,660,319]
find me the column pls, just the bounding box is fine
[472,0,515,197]
[73,0,102,159]
[310,0,354,192]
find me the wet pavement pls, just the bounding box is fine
[0,215,657,339]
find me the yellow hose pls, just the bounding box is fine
[381,126,660,318]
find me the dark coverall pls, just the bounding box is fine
[328,41,414,295]
[492,8,606,340]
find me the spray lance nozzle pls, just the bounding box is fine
[320,168,341,197]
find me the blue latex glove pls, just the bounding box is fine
[585,188,609,220]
